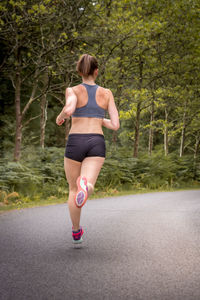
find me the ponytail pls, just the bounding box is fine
[76,54,98,77]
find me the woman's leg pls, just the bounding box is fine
[64,157,81,231]
[80,156,105,196]
[64,156,104,231]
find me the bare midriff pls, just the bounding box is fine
[69,117,104,135]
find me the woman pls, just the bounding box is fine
[56,54,120,244]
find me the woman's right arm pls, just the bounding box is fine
[102,89,120,131]
[56,87,77,126]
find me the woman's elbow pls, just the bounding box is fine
[113,121,120,131]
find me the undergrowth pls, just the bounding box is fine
[0,146,199,210]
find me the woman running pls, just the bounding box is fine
[56,54,120,244]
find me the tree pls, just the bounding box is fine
[0,0,98,160]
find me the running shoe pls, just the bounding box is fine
[74,176,88,208]
[72,226,84,244]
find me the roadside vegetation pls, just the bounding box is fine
[0,146,199,211]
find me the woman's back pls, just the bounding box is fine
[70,83,110,134]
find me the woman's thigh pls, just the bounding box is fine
[64,157,81,190]
[80,156,105,186]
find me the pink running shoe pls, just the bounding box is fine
[72,227,84,244]
[74,176,88,208]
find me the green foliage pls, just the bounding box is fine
[0,147,68,200]
[0,160,43,192]
[0,147,199,206]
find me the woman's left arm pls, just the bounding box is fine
[102,89,120,131]
[56,88,77,126]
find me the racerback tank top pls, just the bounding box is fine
[72,83,105,119]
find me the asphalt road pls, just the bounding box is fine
[0,190,200,300]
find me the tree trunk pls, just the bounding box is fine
[179,122,186,157]
[65,118,71,141]
[133,102,141,157]
[164,107,168,156]
[112,131,117,149]
[14,71,22,162]
[194,134,200,160]
[133,56,143,158]
[179,102,187,157]
[13,66,39,160]
[40,94,48,148]
[148,101,155,155]
[0,90,5,158]
[193,134,200,179]
[40,71,49,148]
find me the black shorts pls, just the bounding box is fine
[65,134,106,162]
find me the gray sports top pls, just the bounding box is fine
[72,83,105,119]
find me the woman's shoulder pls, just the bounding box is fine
[68,84,85,95]
[96,86,112,99]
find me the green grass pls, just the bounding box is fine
[1,184,200,213]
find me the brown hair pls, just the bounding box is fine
[76,54,98,77]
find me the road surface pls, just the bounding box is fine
[0,190,200,300]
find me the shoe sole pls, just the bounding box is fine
[74,176,88,208]
[73,236,83,244]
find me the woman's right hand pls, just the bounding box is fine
[56,115,65,126]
